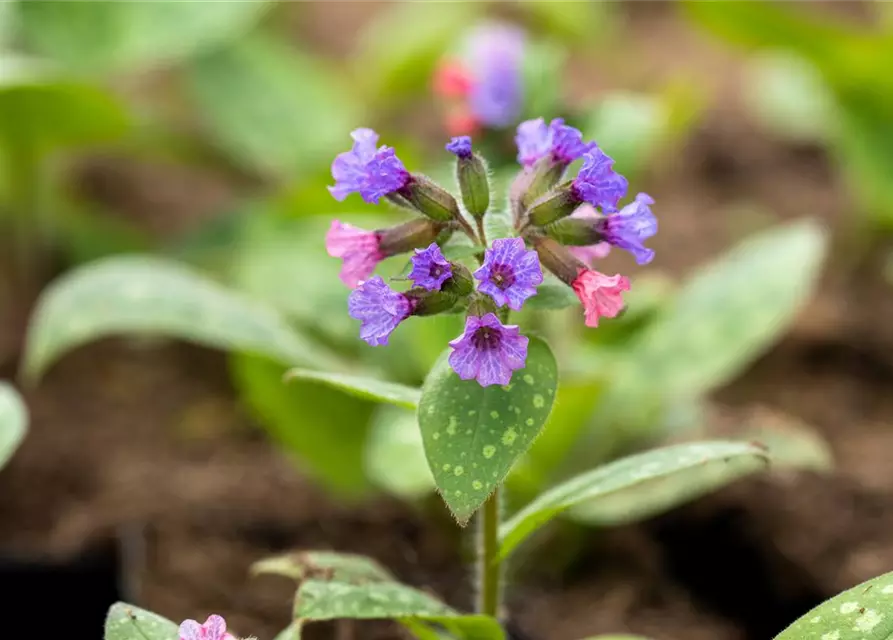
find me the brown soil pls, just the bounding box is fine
[2,3,893,640]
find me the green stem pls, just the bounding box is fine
[476,216,488,248]
[477,487,502,617]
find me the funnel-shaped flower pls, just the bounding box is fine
[515,118,594,167]
[572,148,628,214]
[474,237,543,310]
[179,615,236,640]
[449,313,528,386]
[329,128,410,204]
[572,269,630,328]
[348,277,414,346]
[599,193,657,265]
[409,243,453,291]
[325,221,383,288]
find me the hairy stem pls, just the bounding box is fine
[476,216,488,248]
[477,487,502,618]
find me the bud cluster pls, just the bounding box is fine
[325,118,657,386]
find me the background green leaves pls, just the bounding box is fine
[19,2,271,74]
[0,382,27,470]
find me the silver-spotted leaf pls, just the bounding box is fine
[500,441,769,558]
[104,603,178,640]
[604,219,826,424]
[774,570,893,639]
[22,256,341,383]
[285,369,420,409]
[0,382,28,470]
[298,582,503,639]
[253,550,393,583]
[418,337,558,524]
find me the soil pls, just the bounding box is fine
[2,3,893,640]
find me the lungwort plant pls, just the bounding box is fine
[42,117,831,639]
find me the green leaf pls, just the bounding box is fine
[584,92,667,175]
[0,77,129,156]
[22,255,341,384]
[518,1,609,42]
[297,581,504,640]
[231,354,373,497]
[774,570,893,639]
[745,52,836,143]
[284,369,420,409]
[418,337,558,524]
[356,2,484,101]
[615,219,827,402]
[19,2,270,74]
[737,410,834,472]
[365,405,434,499]
[253,550,393,583]
[499,441,769,559]
[0,382,27,471]
[104,603,178,640]
[520,40,567,122]
[524,283,579,310]
[273,623,303,640]
[258,550,505,639]
[187,33,356,180]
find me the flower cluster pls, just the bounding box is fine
[325,118,657,385]
[433,22,525,135]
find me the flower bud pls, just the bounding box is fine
[466,292,498,317]
[442,262,474,297]
[397,174,460,222]
[528,233,586,286]
[455,152,490,218]
[512,159,566,214]
[378,218,444,256]
[409,289,459,316]
[544,217,604,246]
[525,182,583,227]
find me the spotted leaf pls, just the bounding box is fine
[104,603,177,640]
[775,570,893,639]
[418,337,558,524]
[500,441,769,559]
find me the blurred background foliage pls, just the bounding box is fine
[6,0,864,539]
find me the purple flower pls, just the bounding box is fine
[598,193,657,265]
[409,243,453,291]
[446,136,473,159]
[474,237,543,310]
[571,148,628,213]
[326,220,383,288]
[449,313,529,386]
[348,277,414,346]
[329,128,410,204]
[465,23,525,128]
[179,615,236,640]
[515,118,595,167]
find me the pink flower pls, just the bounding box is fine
[325,220,383,288]
[179,615,236,640]
[571,269,630,328]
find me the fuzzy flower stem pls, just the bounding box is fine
[477,487,502,618]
